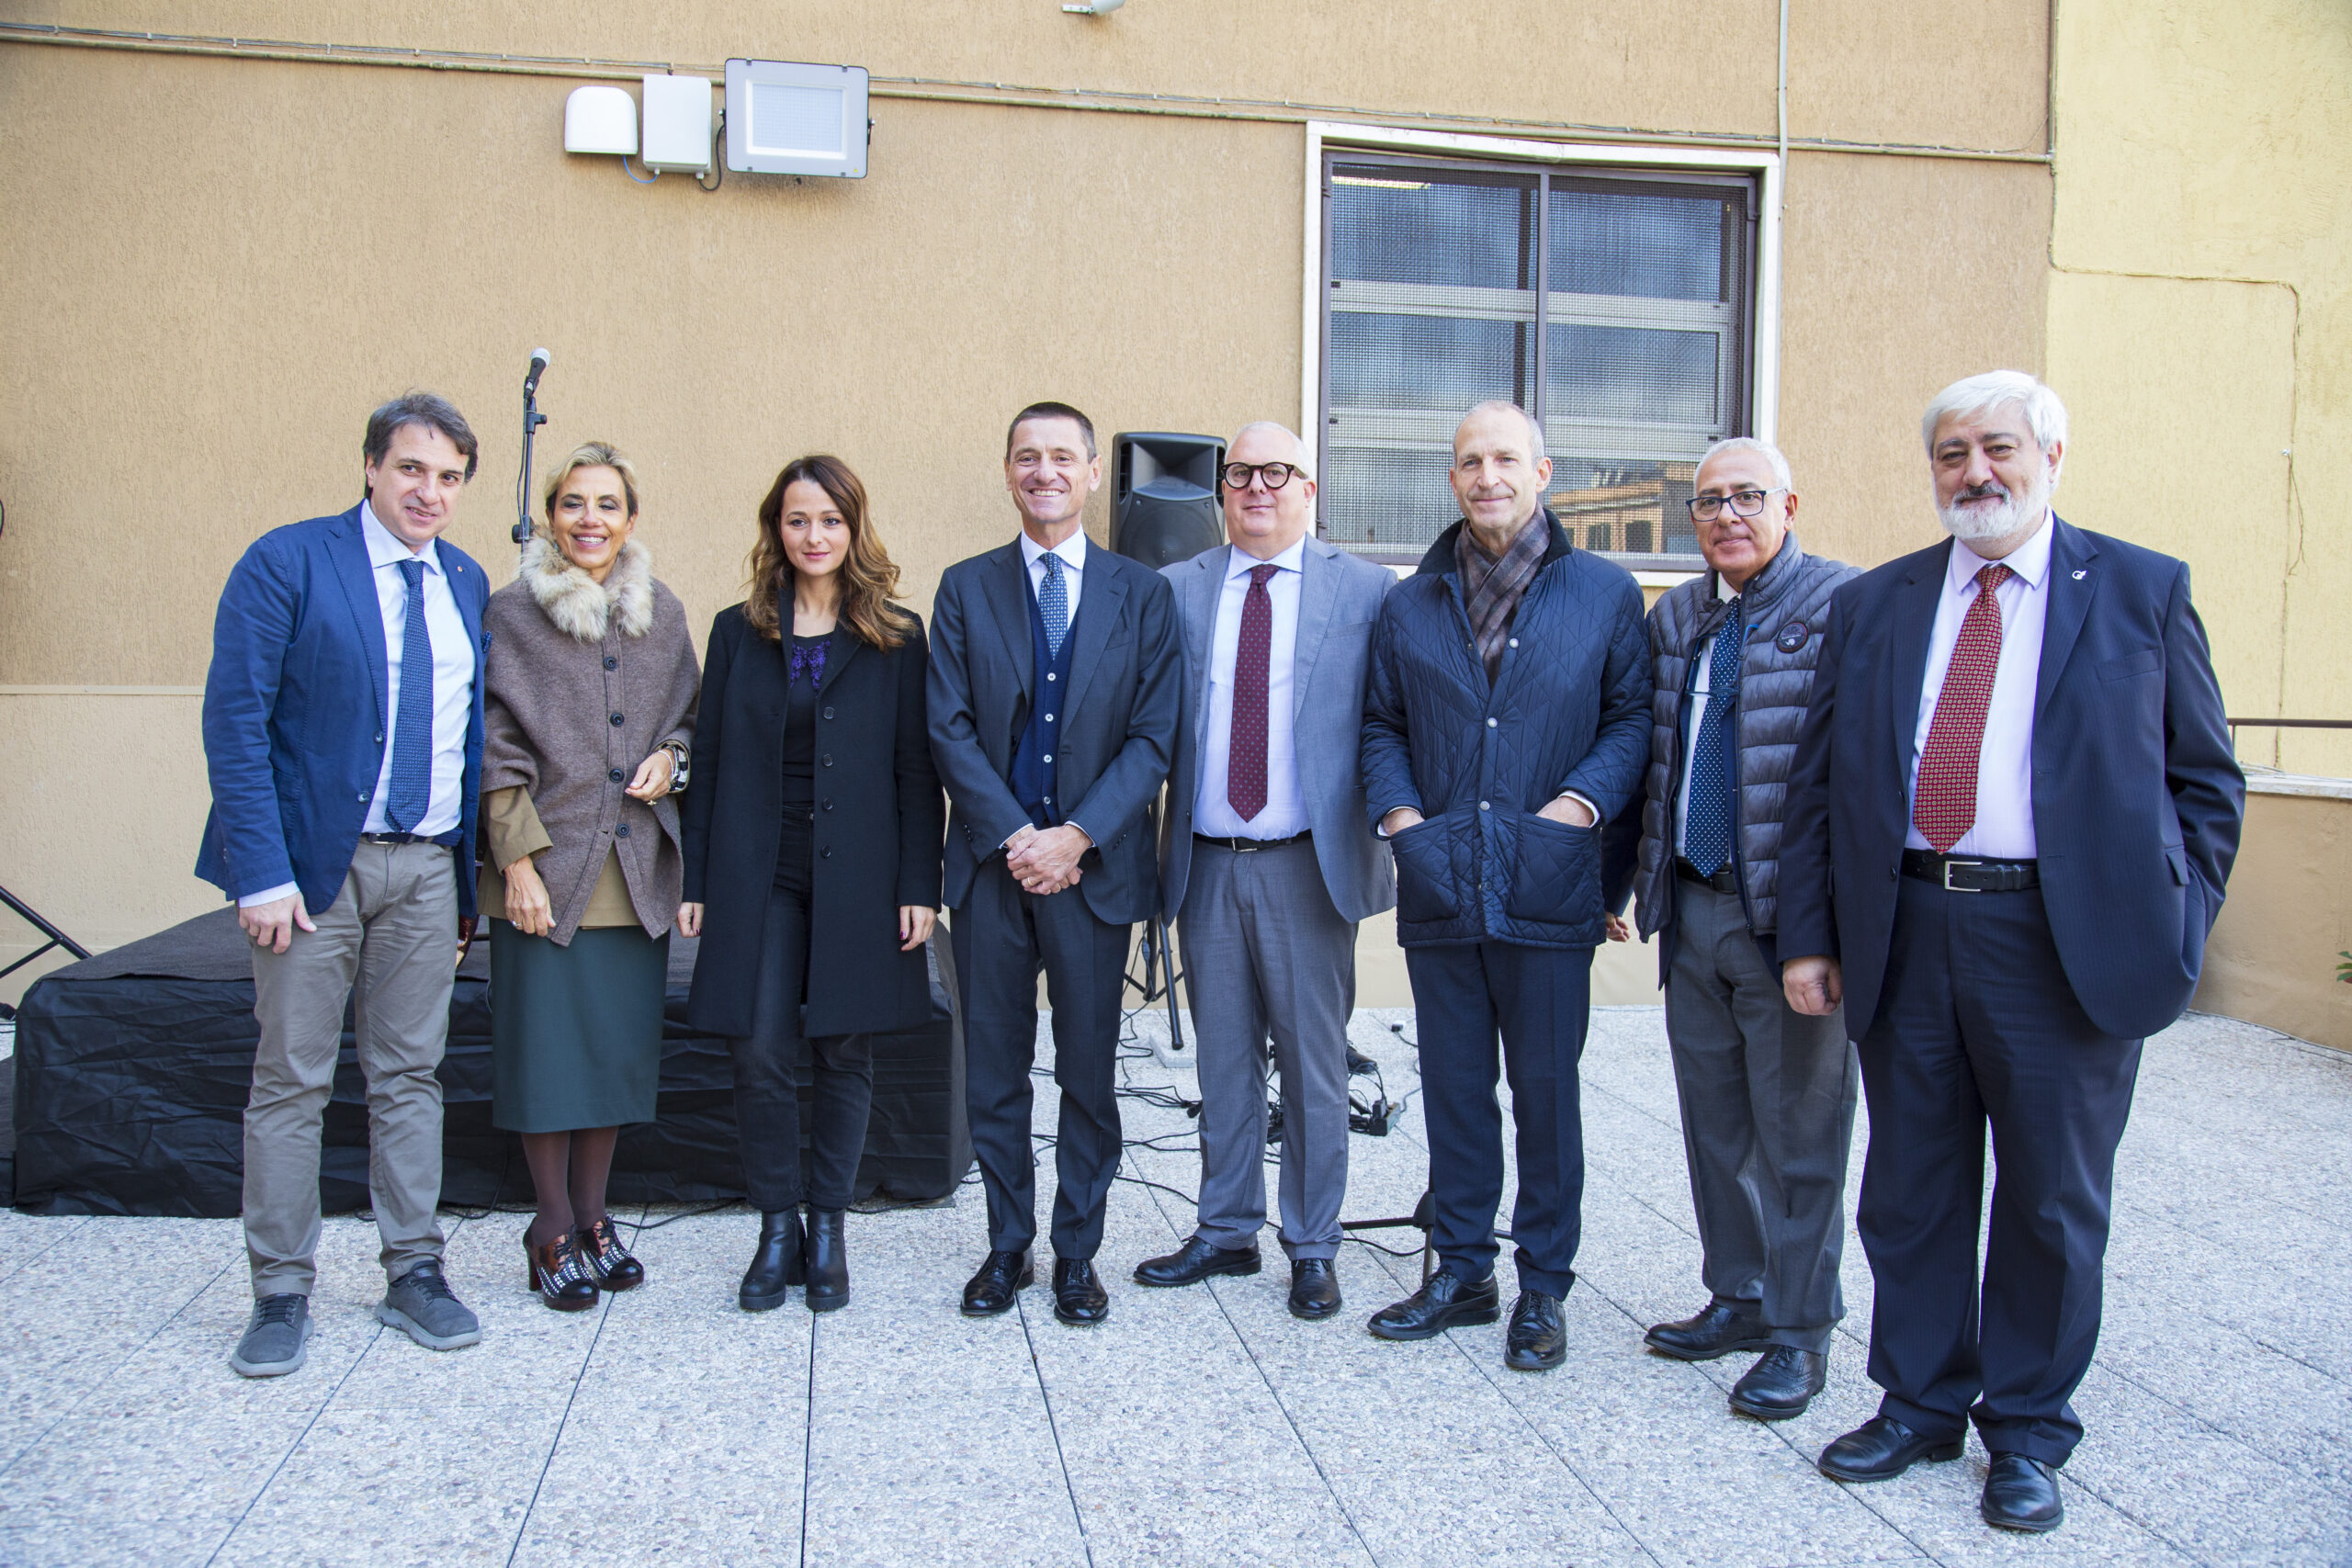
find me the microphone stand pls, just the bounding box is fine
[513,364,548,557]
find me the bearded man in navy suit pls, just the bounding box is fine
[1778,371,2243,1533]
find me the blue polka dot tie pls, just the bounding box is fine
[384,558,434,832]
[1038,551,1069,659]
[1682,598,1743,879]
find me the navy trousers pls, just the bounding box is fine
[1858,874,2142,1465]
[952,857,1130,1261]
[1404,941,1592,1297]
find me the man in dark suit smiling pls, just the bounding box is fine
[1778,371,2244,1533]
[928,401,1181,1326]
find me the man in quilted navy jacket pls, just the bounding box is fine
[1360,401,1652,1371]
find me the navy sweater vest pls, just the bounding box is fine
[1011,570,1078,829]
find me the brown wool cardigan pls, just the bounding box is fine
[478,535,700,943]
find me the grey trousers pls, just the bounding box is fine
[1663,880,1859,1351]
[244,842,456,1298]
[1178,839,1355,1261]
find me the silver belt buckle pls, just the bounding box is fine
[1941,857,1983,892]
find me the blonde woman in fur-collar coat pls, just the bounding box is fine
[479,442,699,1311]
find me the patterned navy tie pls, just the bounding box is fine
[1037,551,1069,659]
[383,558,434,831]
[1681,598,1744,879]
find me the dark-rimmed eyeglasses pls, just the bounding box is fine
[1684,488,1786,522]
[1221,461,1302,491]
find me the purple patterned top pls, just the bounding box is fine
[787,637,828,690]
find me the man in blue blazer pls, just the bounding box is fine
[198,393,492,1377]
[1137,422,1394,1321]
[928,401,1182,1326]
[1778,372,2244,1532]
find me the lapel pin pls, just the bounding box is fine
[2072,570,2086,581]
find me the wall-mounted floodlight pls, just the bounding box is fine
[641,73,716,174]
[563,85,639,155]
[1063,0,1125,13]
[724,60,869,178]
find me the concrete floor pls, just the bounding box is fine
[0,1005,2345,1567]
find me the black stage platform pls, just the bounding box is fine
[9,909,969,1216]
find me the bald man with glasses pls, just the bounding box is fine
[1620,437,1859,1421]
[1139,423,1396,1320]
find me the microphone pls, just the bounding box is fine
[525,347,551,395]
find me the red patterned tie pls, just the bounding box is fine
[1912,563,2014,853]
[1227,563,1277,822]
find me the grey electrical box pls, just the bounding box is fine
[724,60,869,179]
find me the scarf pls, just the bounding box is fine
[1455,512,1550,682]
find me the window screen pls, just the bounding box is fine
[1320,155,1757,565]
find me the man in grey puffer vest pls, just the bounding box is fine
[1618,437,1859,1421]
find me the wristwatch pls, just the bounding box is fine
[662,740,691,794]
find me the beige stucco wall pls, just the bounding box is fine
[0,6,2052,994]
[2193,786,2351,1051]
[2045,0,2352,777]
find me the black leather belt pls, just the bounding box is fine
[1901,848,2040,892]
[359,830,451,846]
[1674,855,1739,896]
[1194,830,1311,853]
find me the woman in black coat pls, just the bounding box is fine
[678,454,944,1314]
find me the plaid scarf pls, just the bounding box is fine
[1455,512,1550,682]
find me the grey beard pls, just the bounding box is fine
[1938,470,2050,546]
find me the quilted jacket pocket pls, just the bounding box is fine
[1503,812,1598,927]
[1390,816,1460,924]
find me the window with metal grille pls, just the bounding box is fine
[1318,153,1758,566]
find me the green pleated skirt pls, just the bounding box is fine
[489,920,668,1133]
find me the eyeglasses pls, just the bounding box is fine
[1221,462,1302,491]
[1685,488,1785,522]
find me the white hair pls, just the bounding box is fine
[1231,420,1314,479]
[1461,400,1546,466]
[1920,371,2069,468]
[1695,436,1792,492]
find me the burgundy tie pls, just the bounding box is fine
[1227,563,1277,822]
[1913,563,2014,853]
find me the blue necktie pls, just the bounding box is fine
[1682,598,1743,879]
[1037,551,1069,659]
[384,558,434,831]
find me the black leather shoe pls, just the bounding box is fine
[1730,1346,1826,1420]
[1817,1415,1966,1482]
[1982,1453,2064,1532]
[1367,1268,1500,1341]
[803,1207,849,1314]
[574,1216,645,1292]
[740,1209,806,1313]
[1288,1259,1341,1321]
[961,1249,1035,1316]
[1133,1235,1261,1287]
[1644,1299,1770,1361]
[1052,1257,1110,1325]
[1501,1291,1567,1370]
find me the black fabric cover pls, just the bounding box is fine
[10,908,969,1217]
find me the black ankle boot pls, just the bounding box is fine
[804,1208,850,1314]
[740,1209,805,1312]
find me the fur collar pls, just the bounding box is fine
[520,534,654,641]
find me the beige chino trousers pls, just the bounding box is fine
[243,841,456,1297]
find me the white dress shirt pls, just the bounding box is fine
[1018,526,1087,622]
[240,503,474,908]
[1674,585,1731,854]
[1195,537,1310,840]
[1904,513,2052,860]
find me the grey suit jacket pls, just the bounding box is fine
[928,536,1182,928]
[1159,536,1396,923]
